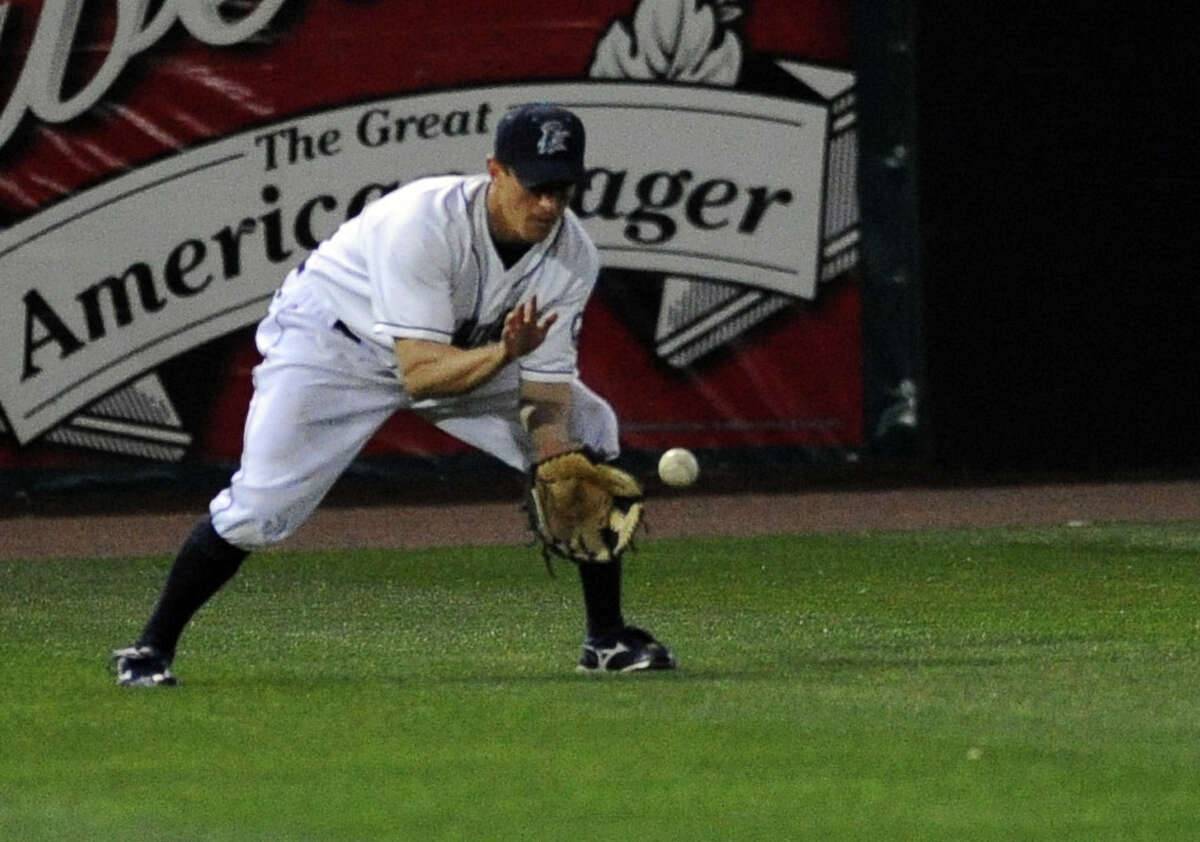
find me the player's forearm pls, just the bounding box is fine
[396,340,511,399]
[520,381,576,461]
[524,404,572,461]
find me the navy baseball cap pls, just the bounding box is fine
[494,103,586,188]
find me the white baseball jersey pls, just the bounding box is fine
[295,174,598,386]
[209,174,618,550]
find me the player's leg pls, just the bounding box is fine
[547,382,675,671]
[419,378,675,672]
[115,297,402,686]
[112,516,247,687]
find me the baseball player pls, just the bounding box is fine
[111,103,676,686]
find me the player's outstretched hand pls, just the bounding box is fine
[503,297,557,359]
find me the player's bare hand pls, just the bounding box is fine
[502,297,557,359]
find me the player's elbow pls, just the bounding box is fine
[400,369,439,400]
[399,360,471,400]
[404,383,430,400]
[394,340,444,399]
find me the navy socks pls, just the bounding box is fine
[137,518,248,657]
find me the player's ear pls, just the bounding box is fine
[486,156,504,180]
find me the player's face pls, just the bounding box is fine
[487,158,576,244]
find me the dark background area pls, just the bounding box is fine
[3,3,1196,512]
[913,4,1199,475]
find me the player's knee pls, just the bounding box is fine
[209,491,303,551]
[213,517,297,551]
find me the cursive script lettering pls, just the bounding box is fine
[0,0,292,152]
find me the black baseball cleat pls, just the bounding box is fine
[577,625,677,673]
[111,645,178,687]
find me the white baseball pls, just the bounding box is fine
[658,447,699,487]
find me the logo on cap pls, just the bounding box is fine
[537,120,571,156]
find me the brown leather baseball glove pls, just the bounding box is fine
[527,450,644,565]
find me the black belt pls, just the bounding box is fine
[332,320,361,344]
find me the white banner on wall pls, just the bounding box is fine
[0,81,838,444]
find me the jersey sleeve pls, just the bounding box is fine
[363,189,458,345]
[518,226,600,383]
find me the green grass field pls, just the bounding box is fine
[3,522,1199,840]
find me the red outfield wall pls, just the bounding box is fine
[0,0,873,475]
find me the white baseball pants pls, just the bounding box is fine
[210,282,619,550]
